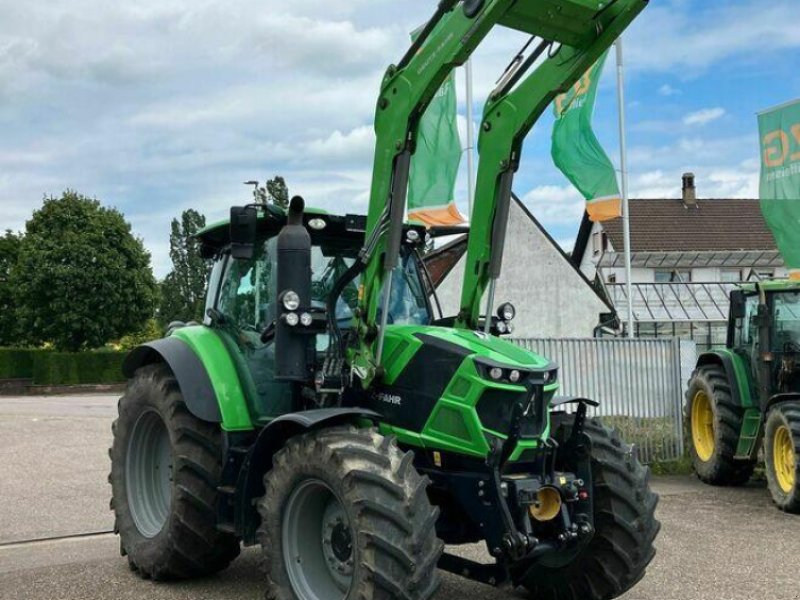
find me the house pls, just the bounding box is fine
[425,194,614,338]
[572,173,787,348]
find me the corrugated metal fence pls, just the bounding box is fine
[513,338,697,463]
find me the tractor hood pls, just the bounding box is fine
[385,325,554,371]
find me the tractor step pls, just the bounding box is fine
[735,409,762,459]
[216,443,252,538]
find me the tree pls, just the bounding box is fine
[159,209,210,324]
[266,176,289,209]
[0,230,22,346]
[12,191,158,351]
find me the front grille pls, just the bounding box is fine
[476,385,547,438]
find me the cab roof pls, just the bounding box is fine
[196,204,426,258]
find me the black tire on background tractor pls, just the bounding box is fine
[764,403,800,513]
[109,364,240,579]
[257,426,443,600]
[517,418,660,600]
[684,365,755,486]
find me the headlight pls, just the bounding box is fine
[300,312,313,327]
[285,312,299,326]
[283,291,300,311]
[509,370,521,383]
[496,320,507,334]
[497,302,516,322]
[308,218,327,230]
[489,367,503,381]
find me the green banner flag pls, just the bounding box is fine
[759,99,800,280]
[407,30,464,226]
[551,50,621,223]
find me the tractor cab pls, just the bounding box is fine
[195,203,433,422]
[729,280,800,399]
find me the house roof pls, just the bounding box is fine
[574,198,778,260]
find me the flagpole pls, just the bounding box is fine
[615,37,635,339]
[465,58,476,219]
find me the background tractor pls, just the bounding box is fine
[109,1,658,599]
[685,280,800,512]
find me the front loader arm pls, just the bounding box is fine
[349,0,520,386]
[455,0,648,329]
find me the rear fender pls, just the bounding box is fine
[236,408,380,545]
[696,350,754,409]
[766,393,800,414]
[122,329,253,431]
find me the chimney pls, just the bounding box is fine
[682,172,697,207]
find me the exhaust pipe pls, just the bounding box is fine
[275,196,312,382]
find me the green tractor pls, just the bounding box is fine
[110,1,658,599]
[686,280,800,512]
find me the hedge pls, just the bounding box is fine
[0,348,45,379]
[0,348,126,385]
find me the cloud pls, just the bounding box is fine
[683,107,726,126]
[658,84,680,97]
[303,126,375,164]
[519,185,586,227]
[626,0,800,74]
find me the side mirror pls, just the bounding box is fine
[230,206,258,259]
[730,290,746,320]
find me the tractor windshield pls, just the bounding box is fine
[774,291,800,350]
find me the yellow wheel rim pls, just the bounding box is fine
[773,425,796,494]
[691,391,715,462]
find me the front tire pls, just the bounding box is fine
[764,403,800,513]
[109,364,240,579]
[684,365,755,485]
[257,426,443,600]
[517,418,660,600]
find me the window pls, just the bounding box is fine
[734,294,760,347]
[216,238,432,341]
[592,231,609,256]
[721,269,743,283]
[654,269,692,283]
[773,292,800,351]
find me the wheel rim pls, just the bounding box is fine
[773,425,796,494]
[126,410,173,538]
[691,390,715,462]
[282,479,353,600]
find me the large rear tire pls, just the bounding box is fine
[109,364,240,580]
[517,418,660,600]
[257,426,443,600]
[684,365,755,486]
[764,403,800,513]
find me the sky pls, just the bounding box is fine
[0,0,799,278]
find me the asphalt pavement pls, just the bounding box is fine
[1,394,799,600]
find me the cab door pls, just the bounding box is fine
[213,237,293,423]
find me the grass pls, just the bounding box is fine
[598,415,682,465]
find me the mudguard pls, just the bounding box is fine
[236,407,381,544]
[123,337,222,423]
[696,350,755,408]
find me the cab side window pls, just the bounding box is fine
[217,239,275,339]
[734,295,759,347]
